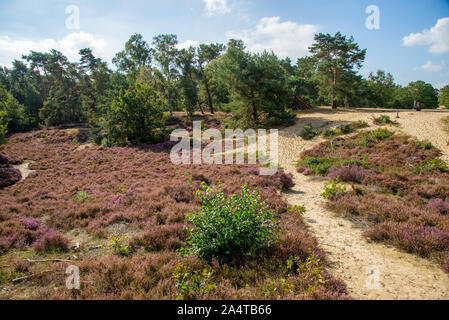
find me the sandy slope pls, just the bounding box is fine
[278,107,449,300]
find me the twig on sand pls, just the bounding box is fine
[11,270,51,284]
[26,258,72,263]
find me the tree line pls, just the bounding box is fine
[0,32,447,144]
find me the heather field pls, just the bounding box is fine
[297,125,449,273]
[0,128,350,300]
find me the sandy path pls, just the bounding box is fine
[278,107,449,300]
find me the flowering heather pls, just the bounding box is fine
[328,165,374,183]
[32,230,70,253]
[0,168,21,189]
[0,129,348,300]
[365,222,449,257]
[301,130,449,273]
[428,198,449,215]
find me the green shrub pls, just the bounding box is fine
[186,183,280,261]
[322,128,337,139]
[337,124,353,134]
[321,178,347,199]
[298,157,365,176]
[300,124,320,140]
[414,158,449,174]
[372,115,399,126]
[352,120,369,129]
[0,109,7,142]
[416,139,434,150]
[107,235,132,256]
[360,128,394,146]
[172,263,215,300]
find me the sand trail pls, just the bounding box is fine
[278,107,449,300]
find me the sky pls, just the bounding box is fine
[0,0,448,88]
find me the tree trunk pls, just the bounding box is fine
[200,66,214,114]
[167,69,173,116]
[332,69,337,109]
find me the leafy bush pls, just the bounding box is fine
[351,120,369,129]
[0,109,7,142]
[186,183,280,261]
[321,178,347,199]
[300,124,320,140]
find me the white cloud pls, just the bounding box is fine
[203,0,231,16]
[0,32,107,66]
[420,60,445,72]
[403,17,449,54]
[177,40,199,50]
[226,16,319,60]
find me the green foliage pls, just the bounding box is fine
[321,178,347,199]
[0,108,7,141]
[309,32,366,109]
[107,81,165,145]
[298,157,365,175]
[372,115,399,126]
[289,205,306,215]
[407,81,439,109]
[413,158,449,174]
[0,87,26,133]
[73,189,89,201]
[300,124,320,140]
[286,251,327,293]
[107,235,132,256]
[416,139,434,150]
[360,128,394,146]
[440,85,449,108]
[186,183,280,261]
[172,263,215,300]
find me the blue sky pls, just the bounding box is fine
[0,0,448,88]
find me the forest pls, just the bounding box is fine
[0,32,446,145]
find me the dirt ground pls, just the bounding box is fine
[278,107,449,300]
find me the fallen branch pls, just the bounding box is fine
[26,258,72,263]
[12,270,51,284]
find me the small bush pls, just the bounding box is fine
[107,235,132,256]
[300,124,320,140]
[328,165,375,183]
[322,128,337,139]
[337,124,353,135]
[416,140,434,150]
[172,263,215,300]
[351,120,369,129]
[428,198,449,215]
[321,178,347,200]
[186,183,280,261]
[0,168,21,189]
[33,231,70,253]
[372,115,399,126]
